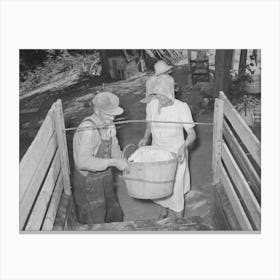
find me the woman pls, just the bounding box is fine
[139,74,196,219]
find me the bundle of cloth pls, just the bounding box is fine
[128,146,174,163]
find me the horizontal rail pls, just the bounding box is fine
[223,121,261,201]
[25,153,61,230]
[219,164,253,230]
[219,91,261,167]
[20,136,58,230]
[221,142,261,230]
[41,172,64,231]
[65,119,213,132]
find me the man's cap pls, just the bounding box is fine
[92,92,123,116]
[141,74,175,103]
[154,60,173,76]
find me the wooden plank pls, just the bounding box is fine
[212,98,224,184]
[219,91,261,167]
[41,172,64,231]
[53,100,71,195]
[214,184,241,230]
[19,134,58,230]
[223,121,261,201]
[56,99,70,174]
[67,217,212,231]
[53,193,70,231]
[219,164,253,230]
[20,107,55,200]
[25,153,61,231]
[221,142,261,230]
[20,108,39,114]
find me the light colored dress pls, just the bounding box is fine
[146,98,195,212]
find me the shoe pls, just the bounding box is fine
[173,210,184,219]
[158,207,169,219]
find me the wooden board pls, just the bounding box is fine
[219,91,261,167]
[223,121,261,202]
[67,217,212,231]
[212,98,224,184]
[20,108,55,201]
[25,153,61,230]
[219,164,253,230]
[53,100,71,195]
[19,135,58,230]
[53,193,70,231]
[41,172,64,231]
[214,183,240,230]
[221,142,261,230]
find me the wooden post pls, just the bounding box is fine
[187,50,193,87]
[212,97,224,184]
[238,49,247,78]
[53,99,71,195]
[99,50,110,79]
[213,50,233,96]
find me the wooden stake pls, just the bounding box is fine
[53,99,71,195]
[212,98,224,184]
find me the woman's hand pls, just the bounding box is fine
[177,144,186,163]
[138,137,148,147]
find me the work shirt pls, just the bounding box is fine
[73,114,122,176]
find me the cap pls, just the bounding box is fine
[92,92,123,115]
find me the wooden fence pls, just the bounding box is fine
[212,91,261,231]
[19,99,71,231]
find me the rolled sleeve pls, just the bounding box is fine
[181,102,195,131]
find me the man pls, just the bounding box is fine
[139,72,196,219]
[73,92,128,225]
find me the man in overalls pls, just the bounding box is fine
[73,92,128,224]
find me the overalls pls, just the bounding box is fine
[73,119,123,224]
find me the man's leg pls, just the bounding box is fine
[103,170,123,223]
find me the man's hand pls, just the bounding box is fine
[112,158,129,171]
[138,137,148,147]
[177,144,186,163]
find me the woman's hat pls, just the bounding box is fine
[141,75,175,103]
[92,92,123,115]
[154,60,173,76]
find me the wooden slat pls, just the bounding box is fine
[20,107,55,200]
[41,172,64,231]
[52,193,70,231]
[67,217,212,231]
[219,91,261,167]
[212,98,224,184]
[25,153,61,230]
[53,100,71,195]
[221,142,261,230]
[223,121,261,200]
[219,164,253,230]
[19,134,58,230]
[56,99,70,173]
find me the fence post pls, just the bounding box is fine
[53,99,71,195]
[212,97,224,184]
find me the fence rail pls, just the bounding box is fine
[212,91,261,231]
[19,99,70,231]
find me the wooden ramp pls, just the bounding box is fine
[53,194,212,231]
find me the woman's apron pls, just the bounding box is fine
[73,119,123,225]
